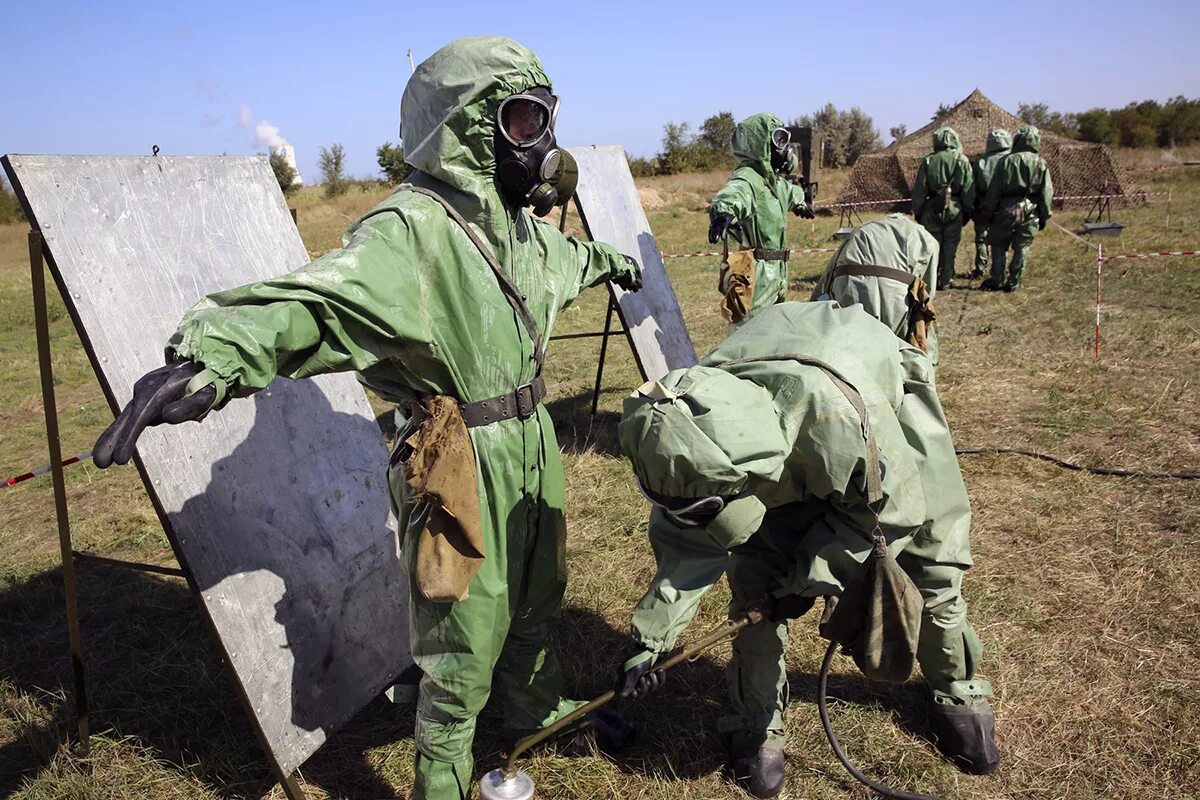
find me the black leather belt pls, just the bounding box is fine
[458,375,546,428]
[754,248,791,261]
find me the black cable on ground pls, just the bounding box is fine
[955,447,1200,480]
[817,640,941,800]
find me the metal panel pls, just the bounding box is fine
[2,155,410,777]
[568,145,697,380]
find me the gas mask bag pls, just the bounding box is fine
[495,87,578,216]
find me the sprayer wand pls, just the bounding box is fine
[500,610,763,779]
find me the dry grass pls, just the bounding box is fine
[1,158,1198,799]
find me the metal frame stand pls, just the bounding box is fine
[1083,185,1124,237]
[834,205,863,240]
[27,229,308,800]
[546,201,636,419]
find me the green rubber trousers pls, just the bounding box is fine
[721,504,986,750]
[973,220,991,276]
[391,407,583,799]
[989,218,1039,288]
[919,212,964,288]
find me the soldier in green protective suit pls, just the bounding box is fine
[970,129,1012,279]
[811,213,941,368]
[708,113,813,323]
[616,302,998,798]
[92,37,642,800]
[982,126,1054,292]
[912,127,975,290]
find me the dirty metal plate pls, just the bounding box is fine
[569,145,697,380]
[3,154,410,776]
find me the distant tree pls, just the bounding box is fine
[1017,102,1078,138]
[932,102,955,121]
[889,124,907,143]
[794,103,881,167]
[1018,102,1052,129]
[657,121,693,175]
[268,151,298,196]
[0,173,25,224]
[376,142,413,185]
[844,107,882,163]
[1112,107,1157,148]
[699,111,737,156]
[1160,96,1200,147]
[319,143,349,197]
[626,153,659,178]
[1076,108,1117,146]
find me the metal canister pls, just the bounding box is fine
[479,768,535,800]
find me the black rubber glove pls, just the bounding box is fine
[617,650,664,699]
[794,204,815,220]
[759,593,814,623]
[614,254,643,292]
[93,361,217,468]
[708,213,735,244]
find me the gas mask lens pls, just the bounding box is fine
[771,127,791,152]
[498,93,558,147]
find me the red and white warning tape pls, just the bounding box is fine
[1100,250,1200,262]
[816,197,911,210]
[3,451,93,490]
[662,251,723,259]
[1054,191,1169,202]
[663,247,839,260]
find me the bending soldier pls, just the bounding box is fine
[617,302,998,798]
[812,213,941,367]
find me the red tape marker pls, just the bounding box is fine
[663,248,838,260]
[3,451,93,489]
[1101,250,1200,262]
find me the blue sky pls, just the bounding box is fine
[2,1,1197,182]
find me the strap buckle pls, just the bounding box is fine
[515,382,538,420]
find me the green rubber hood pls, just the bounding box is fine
[400,36,551,198]
[732,112,785,178]
[986,129,1013,154]
[619,367,788,502]
[932,126,961,152]
[1013,126,1041,153]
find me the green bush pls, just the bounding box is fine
[0,175,25,224]
[319,143,349,198]
[268,152,299,197]
[376,142,413,185]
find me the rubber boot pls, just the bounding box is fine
[928,698,1000,775]
[729,745,786,799]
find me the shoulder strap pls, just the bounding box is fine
[398,185,545,371]
[831,263,917,287]
[716,354,883,505]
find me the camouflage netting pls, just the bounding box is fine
[838,90,1139,207]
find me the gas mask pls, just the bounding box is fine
[769,127,795,175]
[495,87,578,216]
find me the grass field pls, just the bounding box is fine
[2,151,1199,800]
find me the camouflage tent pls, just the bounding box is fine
[838,90,1137,207]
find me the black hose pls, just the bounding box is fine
[818,640,942,800]
[955,447,1200,480]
